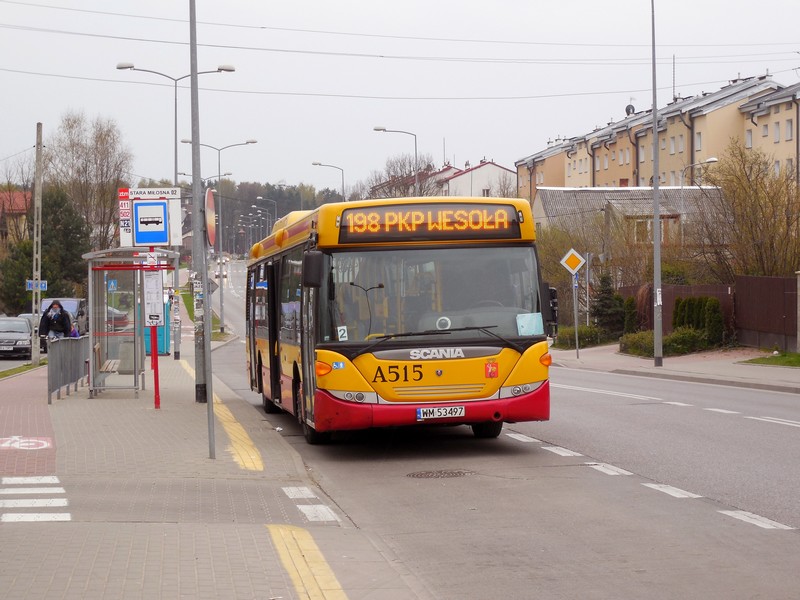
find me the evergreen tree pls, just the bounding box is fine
[623,296,638,334]
[591,273,624,337]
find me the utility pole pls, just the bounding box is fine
[31,123,43,366]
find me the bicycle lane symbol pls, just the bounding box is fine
[0,436,53,450]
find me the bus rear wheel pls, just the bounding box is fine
[472,421,503,439]
[302,422,331,445]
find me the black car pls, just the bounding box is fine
[0,317,33,360]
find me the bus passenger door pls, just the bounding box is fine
[246,269,258,389]
[265,262,282,404]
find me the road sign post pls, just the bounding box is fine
[560,249,586,359]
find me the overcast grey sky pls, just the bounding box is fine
[2,0,799,194]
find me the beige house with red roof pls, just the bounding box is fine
[0,189,30,251]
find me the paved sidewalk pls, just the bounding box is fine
[550,343,800,394]
[0,327,429,598]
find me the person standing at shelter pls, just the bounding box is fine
[39,300,72,340]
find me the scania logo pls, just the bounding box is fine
[409,348,465,360]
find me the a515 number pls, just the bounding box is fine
[372,364,423,383]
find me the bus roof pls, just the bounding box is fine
[248,197,535,263]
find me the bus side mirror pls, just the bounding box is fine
[302,251,324,288]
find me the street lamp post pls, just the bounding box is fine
[311,162,346,201]
[373,126,419,196]
[116,61,234,361]
[251,206,272,236]
[181,138,257,334]
[255,196,278,226]
[679,157,718,245]
[650,0,663,368]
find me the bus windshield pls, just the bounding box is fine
[318,246,544,344]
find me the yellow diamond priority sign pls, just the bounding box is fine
[560,248,585,275]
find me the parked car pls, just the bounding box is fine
[40,298,88,335]
[0,317,33,360]
[106,307,130,331]
[17,313,47,352]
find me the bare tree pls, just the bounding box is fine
[490,171,518,198]
[44,111,132,250]
[692,142,800,281]
[364,153,438,198]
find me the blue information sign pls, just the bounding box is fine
[132,200,169,246]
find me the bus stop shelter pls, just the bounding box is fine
[83,247,179,398]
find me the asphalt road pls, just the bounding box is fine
[211,261,800,599]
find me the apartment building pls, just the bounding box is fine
[516,74,799,201]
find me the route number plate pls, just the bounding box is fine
[416,406,465,420]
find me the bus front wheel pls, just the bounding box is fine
[472,421,503,439]
[294,378,331,444]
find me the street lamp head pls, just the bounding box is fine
[217,65,235,73]
[373,126,387,132]
[256,196,263,200]
[180,138,192,144]
[312,161,322,166]
[116,62,134,70]
[245,139,257,144]
[705,157,719,164]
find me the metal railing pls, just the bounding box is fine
[46,335,90,404]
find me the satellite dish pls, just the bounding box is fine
[625,104,635,116]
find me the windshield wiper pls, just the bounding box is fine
[357,325,523,357]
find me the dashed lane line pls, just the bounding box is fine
[719,511,794,530]
[552,383,661,401]
[745,416,800,428]
[642,483,703,499]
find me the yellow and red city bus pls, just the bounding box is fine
[245,197,556,443]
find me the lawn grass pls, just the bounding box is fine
[746,352,800,367]
[180,288,229,342]
[0,360,47,379]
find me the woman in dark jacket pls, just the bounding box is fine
[39,300,72,340]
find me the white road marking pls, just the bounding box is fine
[542,446,583,457]
[552,383,661,401]
[719,510,794,530]
[297,505,341,522]
[642,483,702,498]
[585,463,633,476]
[703,408,740,414]
[0,487,65,495]
[1,513,71,522]
[505,433,541,443]
[745,416,800,428]
[1,476,60,485]
[663,401,693,407]
[0,498,69,508]
[283,486,317,499]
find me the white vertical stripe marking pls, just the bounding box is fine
[297,505,340,522]
[745,416,800,428]
[1,513,72,522]
[1,476,60,485]
[282,486,317,499]
[0,499,69,508]
[703,408,740,414]
[0,487,65,495]
[663,401,693,407]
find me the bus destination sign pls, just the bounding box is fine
[338,203,521,244]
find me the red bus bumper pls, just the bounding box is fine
[312,381,550,432]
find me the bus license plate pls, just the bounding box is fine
[416,406,465,420]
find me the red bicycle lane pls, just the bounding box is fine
[0,367,57,476]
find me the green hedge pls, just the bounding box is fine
[553,324,605,349]
[620,327,708,357]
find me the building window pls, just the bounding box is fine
[762,124,769,137]
[695,131,702,151]
[669,137,676,155]
[773,105,781,114]
[745,129,753,148]
[567,163,572,177]
[775,161,781,176]
[618,150,624,166]
[595,156,600,171]
[669,171,676,185]
[635,219,650,243]
[774,122,781,143]
[482,188,490,197]
[786,120,793,141]
[611,150,616,161]
[678,134,684,153]
[625,148,631,164]
[787,158,794,173]
[661,137,666,150]
[603,154,608,170]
